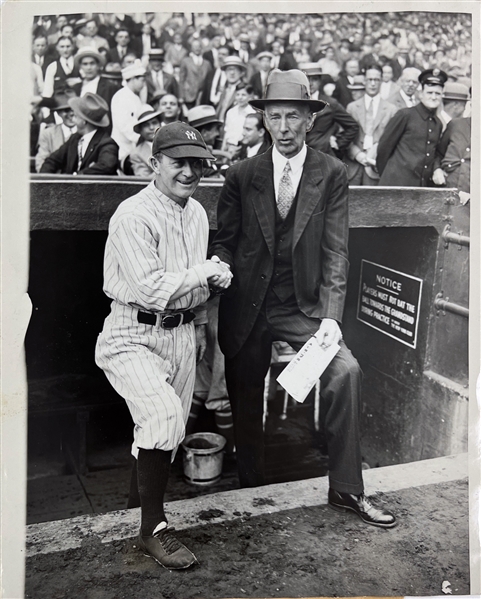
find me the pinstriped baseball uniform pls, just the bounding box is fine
[95,181,210,458]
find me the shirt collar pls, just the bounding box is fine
[150,180,191,210]
[416,101,437,120]
[80,129,97,146]
[364,93,381,110]
[272,143,307,173]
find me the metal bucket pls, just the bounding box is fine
[181,432,226,486]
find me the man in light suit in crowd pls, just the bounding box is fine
[35,93,77,171]
[179,39,213,109]
[210,69,397,528]
[345,64,397,185]
[388,67,421,112]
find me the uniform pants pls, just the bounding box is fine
[224,304,364,494]
[95,302,196,458]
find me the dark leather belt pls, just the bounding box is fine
[137,310,196,328]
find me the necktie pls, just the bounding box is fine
[277,161,295,219]
[365,98,374,136]
[77,137,84,171]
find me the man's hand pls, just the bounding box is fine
[355,151,370,166]
[316,318,342,349]
[433,168,446,186]
[195,324,207,363]
[329,136,339,150]
[202,259,233,289]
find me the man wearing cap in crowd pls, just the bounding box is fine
[179,39,213,110]
[433,85,471,193]
[35,92,77,171]
[216,55,247,120]
[95,121,232,570]
[144,49,179,104]
[111,60,147,164]
[345,64,397,185]
[128,108,162,178]
[249,51,274,99]
[437,81,470,131]
[187,104,229,177]
[41,36,80,98]
[387,67,421,112]
[377,68,447,186]
[40,92,119,175]
[300,62,359,159]
[210,68,397,528]
[72,46,118,108]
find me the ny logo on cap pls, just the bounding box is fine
[185,131,197,140]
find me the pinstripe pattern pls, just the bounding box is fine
[96,182,210,457]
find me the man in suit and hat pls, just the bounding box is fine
[377,68,447,186]
[249,51,274,99]
[215,55,247,120]
[35,92,77,171]
[72,47,118,108]
[210,69,397,528]
[187,105,228,176]
[437,81,470,131]
[40,92,119,175]
[128,108,162,178]
[345,64,397,185]
[301,63,359,159]
[144,49,179,103]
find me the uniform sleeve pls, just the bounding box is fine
[106,213,209,312]
[376,110,408,176]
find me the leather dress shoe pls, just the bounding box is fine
[328,488,397,528]
[138,525,198,570]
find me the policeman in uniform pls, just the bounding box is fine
[377,68,447,186]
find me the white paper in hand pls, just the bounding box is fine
[276,334,340,404]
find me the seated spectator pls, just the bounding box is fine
[42,36,79,98]
[107,28,140,65]
[72,47,118,108]
[237,112,271,160]
[111,61,147,163]
[388,67,421,110]
[144,49,179,104]
[158,93,183,125]
[75,18,109,51]
[249,51,274,99]
[35,92,77,171]
[222,83,256,155]
[187,105,228,177]
[40,92,119,175]
[380,64,399,100]
[128,108,162,179]
[216,55,247,120]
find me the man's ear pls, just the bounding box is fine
[306,112,316,133]
[150,155,161,174]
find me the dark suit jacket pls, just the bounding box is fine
[237,138,271,161]
[145,70,179,101]
[210,146,349,358]
[389,56,413,81]
[72,77,119,109]
[306,95,359,156]
[40,129,119,175]
[107,44,141,64]
[332,74,354,108]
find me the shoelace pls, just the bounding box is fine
[153,527,184,555]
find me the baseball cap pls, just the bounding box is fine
[152,121,216,160]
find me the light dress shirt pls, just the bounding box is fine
[272,143,307,202]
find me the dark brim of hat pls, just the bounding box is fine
[134,110,163,133]
[161,145,216,161]
[68,97,110,128]
[443,93,468,101]
[249,97,327,113]
[189,115,223,129]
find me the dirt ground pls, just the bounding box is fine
[25,478,469,599]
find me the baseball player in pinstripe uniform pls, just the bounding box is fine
[95,121,232,569]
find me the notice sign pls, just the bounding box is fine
[357,260,423,348]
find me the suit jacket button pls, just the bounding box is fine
[252,302,257,307]
[260,274,266,279]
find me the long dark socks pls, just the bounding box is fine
[137,448,172,536]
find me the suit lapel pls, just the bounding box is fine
[251,149,276,255]
[293,148,324,249]
[80,130,102,171]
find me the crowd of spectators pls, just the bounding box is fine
[30,11,472,191]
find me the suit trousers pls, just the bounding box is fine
[224,303,364,494]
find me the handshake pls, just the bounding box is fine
[202,255,233,292]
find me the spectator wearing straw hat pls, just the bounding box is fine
[35,92,77,171]
[72,47,118,108]
[249,51,274,99]
[111,60,147,163]
[216,55,247,120]
[145,49,179,103]
[40,92,119,175]
[128,108,162,179]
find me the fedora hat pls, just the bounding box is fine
[221,56,247,71]
[134,108,162,133]
[102,62,122,81]
[74,46,106,69]
[249,69,327,112]
[51,91,76,111]
[187,105,223,129]
[299,62,323,77]
[68,92,110,127]
[443,81,469,101]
